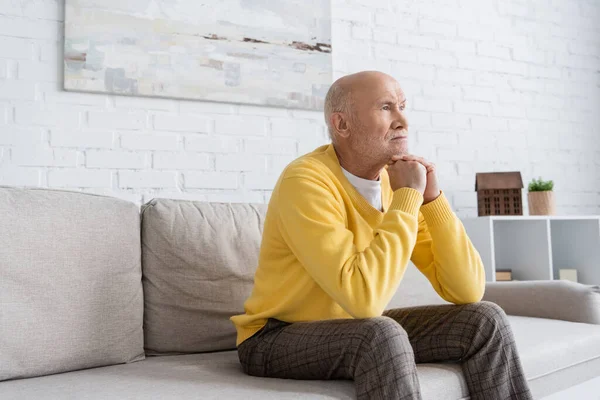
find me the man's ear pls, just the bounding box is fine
[331,113,350,139]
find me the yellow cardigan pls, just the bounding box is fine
[230,144,485,346]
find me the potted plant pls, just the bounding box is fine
[527,177,555,215]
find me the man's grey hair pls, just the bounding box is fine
[324,81,352,141]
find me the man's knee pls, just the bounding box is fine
[463,301,510,332]
[354,316,410,353]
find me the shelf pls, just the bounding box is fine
[461,216,600,285]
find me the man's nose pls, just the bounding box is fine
[392,110,408,130]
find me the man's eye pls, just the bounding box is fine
[382,105,391,111]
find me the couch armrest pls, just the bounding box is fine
[483,280,600,324]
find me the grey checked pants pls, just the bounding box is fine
[237,301,534,400]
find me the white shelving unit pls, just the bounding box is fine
[461,216,600,284]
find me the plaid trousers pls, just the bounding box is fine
[237,301,534,400]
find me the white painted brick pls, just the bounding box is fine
[476,43,511,60]
[352,25,372,40]
[120,133,179,151]
[40,83,108,107]
[492,104,526,118]
[115,96,177,111]
[0,126,44,146]
[153,152,210,170]
[438,39,475,53]
[0,60,7,79]
[453,101,491,115]
[534,94,566,109]
[393,62,435,81]
[526,107,555,121]
[375,13,417,31]
[346,58,393,75]
[48,169,111,188]
[0,0,23,16]
[0,81,35,100]
[0,165,40,186]
[372,27,396,44]
[508,77,543,92]
[0,36,34,59]
[203,190,265,204]
[529,65,562,80]
[269,155,295,173]
[17,60,58,81]
[436,68,474,85]
[243,173,280,190]
[453,191,477,208]
[0,15,60,39]
[458,24,494,40]
[271,118,320,138]
[512,47,548,64]
[422,83,461,99]
[416,130,458,146]
[88,111,146,130]
[153,114,211,133]
[405,110,431,128]
[417,50,457,67]
[337,6,372,24]
[535,37,569,53]
[475,72,510,88]
[498,1,531,17]
[239,104,288,117]
[245,138,296,155]
[419,19,456,36]
[374,43,418,62]
[413,97,452,113]
[12,147,77,167]
[555,54,597,70]
[462,86,497,102]
[86,150,148,169]
[216,154,266,172]
[471,116,508,131]
[215,115,268,136]
[15,104,81,128]
[184,135,240,153]
[437,147,476,162]
[180,100,237,115]
[332,20,352,41]
[396,34,436,50]
[119,171,177,189]
[185,172,238,189]
[50,130,114,149]
[430,113,470,129]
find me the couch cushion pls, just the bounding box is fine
[0,187,144,381]
[508,316,600,398]
[0,351,468,400]
[141,199,267,355]
[3,315,600,399]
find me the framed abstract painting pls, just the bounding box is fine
[63,0,332,110]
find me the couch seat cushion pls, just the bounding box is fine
[0,350,468,400]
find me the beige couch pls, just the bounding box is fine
[2,186,600,399]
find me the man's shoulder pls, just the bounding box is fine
[281,144,334,181]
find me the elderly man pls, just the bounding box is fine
[230,71,533,400]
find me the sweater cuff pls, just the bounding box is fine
[388,188,423,216]
[420,191,454,227]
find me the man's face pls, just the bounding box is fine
[347,76,409,163]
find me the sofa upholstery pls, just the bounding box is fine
[0,187,145,381]
[2,186,600,400]
[140,199,267,355]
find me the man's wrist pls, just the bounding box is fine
[423,191,441,205]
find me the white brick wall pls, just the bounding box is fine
[0,0,599,215]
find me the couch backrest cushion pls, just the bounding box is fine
[141,199,267,355]
[0,187,145,381]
